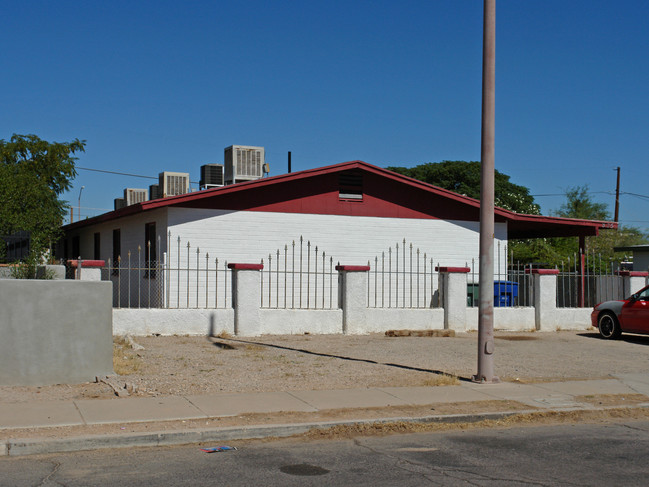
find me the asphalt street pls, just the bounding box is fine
[2,420,649,486]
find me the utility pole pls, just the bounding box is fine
[614,166,620,225]
[78,186,85,223]
[474,0,498,383]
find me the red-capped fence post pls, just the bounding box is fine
[528,269,559,331]
[228,263,263,336]
[336,265,370,334]
[436,267,470,331]
[617,271,649,298]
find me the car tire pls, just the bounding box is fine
[598,312,621,339]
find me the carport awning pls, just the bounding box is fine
[505,213,616,239]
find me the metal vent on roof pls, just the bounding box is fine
[339,171,363,200]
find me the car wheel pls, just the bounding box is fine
[598,312,621,339]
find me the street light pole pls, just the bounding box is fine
[78,186,85,222]
[474,0,499,383]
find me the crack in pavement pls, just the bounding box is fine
[352,437,572,487]
[36,460,63,487]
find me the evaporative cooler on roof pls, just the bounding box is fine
[224,145,264,185]
[159,172,190,197]
[124,188,148,206]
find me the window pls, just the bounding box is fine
[93,232,101,260]
[144,222,157,278]
[338,171,363,200]
[112,229,121,275]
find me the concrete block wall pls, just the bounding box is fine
[0,280,114,386]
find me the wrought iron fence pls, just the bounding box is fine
[366,239,442,308]
[261,236,337,309]
[555,253,626,308]
[103,233,231,309]
[509,251,646,309]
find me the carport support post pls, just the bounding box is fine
[579,235,586,307]
[531,269,559,331]
[436,267,470,331]
[336,265,370,334]
[228,263,263,337]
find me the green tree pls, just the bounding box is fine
[387,161,540,215]
[555,185,609,220]
[0,134,85,266]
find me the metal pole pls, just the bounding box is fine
[77,186,85,222]
[614,166,620,225]
[288,151,292,173]
[474,0,498,383]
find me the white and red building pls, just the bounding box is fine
[60,160,613,268]
[59,161,618,335]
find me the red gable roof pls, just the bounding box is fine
[64,161,616,238]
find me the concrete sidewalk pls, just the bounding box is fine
[3,373,649,456]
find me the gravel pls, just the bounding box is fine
[2,330,648,404]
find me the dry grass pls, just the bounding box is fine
[113,336,143,375]
[301,407,649,440]
[419,374,460,387]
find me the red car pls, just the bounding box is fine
[591,285,649,339]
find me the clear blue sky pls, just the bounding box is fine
[2,1,647,232]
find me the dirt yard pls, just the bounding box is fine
[2,330,649,404]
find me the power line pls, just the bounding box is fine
[531,191,613,197]
[76,166,199,185]
[77,166,157,180]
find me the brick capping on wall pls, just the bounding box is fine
[526,269,560,275]
[335,265,371,272]
[69,259,105,268]
[227,263,264,270]
[616,271,649,277]
[435,266,470,273]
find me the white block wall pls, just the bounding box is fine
[166,208,508,269]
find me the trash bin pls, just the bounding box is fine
[467,283,479,306]
[493,280,518,307]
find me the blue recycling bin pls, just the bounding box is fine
[493,280,518,307]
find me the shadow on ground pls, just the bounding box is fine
[577,332,649,346]
[207,335,473,383]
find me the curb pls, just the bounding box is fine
[4,404,649,457]
[0,409,562,457]
[4,410,525,457]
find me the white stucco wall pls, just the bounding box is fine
[113,308,234,336]
[260,309,343,335]
[465,307,536,332]
[364,308,445,332]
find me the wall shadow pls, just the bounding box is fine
[207,313,237,349]
[220,337,472,382]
